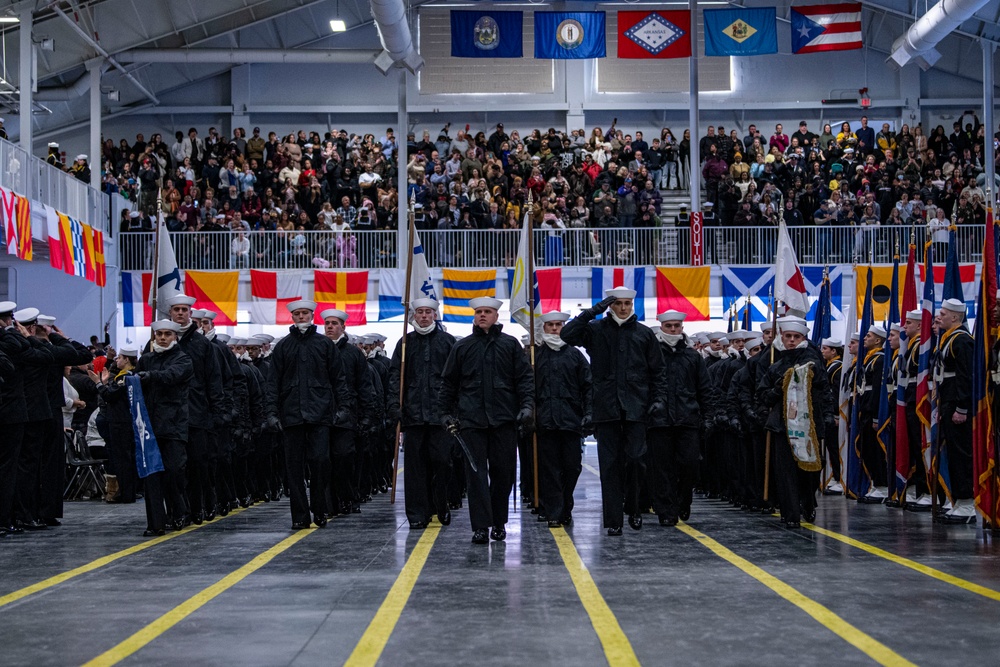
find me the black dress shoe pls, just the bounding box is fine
[438,511,451,526]
[21,519,47,531]
[449,501,463,510]
[192,512,204,526]
[43,518,61,527]
[219,504,230,517]
[607,527,623,536]
[291,521,311,530]
[409,521,428,529]
[471,529,489,544]
[490,526,507,541]
[143,528,166,537]
[679,507,691,521]
[270,490,281,502]
[560,513,572,526]
[7,524,23,535]
[659,516,678,527]
[547,520,562,528]
[536,513,548,522]
[351,503,362,514]
[205,509,216,522]
[804,508,817,522]
[784,520,801,528]
[313,515,327,528]
[628,514,642,530]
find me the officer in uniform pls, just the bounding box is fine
[534,311,592,528]
[900,310,931,510]
[96,345,141,505]
[46,142,63,170]
[136,320,195,535]
[270,300,349,529]
[438,296,534,544]
[389,298,457,529]
[729,335,764,509]
[858,324,888,503]
[242,335,276,502]
[246,335,283,501]
[820,338,845,495]
[648,310,714,526]
[710,329,748,503]
[561,287,667,536]
[935,298,976,524]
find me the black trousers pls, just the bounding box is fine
[143,437,188,528]
[284,424,330,525]
[941,409,973,499]
[462,424,517,531]
[108,421,138,503]
[860,420,887,487]
[824,421,842,483]
[538,430,583,524]
[329,426,357,511]
[16,419,50,523]
[648,426,700,521]
[39,416,65,520]
[904,408,929,495]
[595,419,647,529]
[402,425,453,524]
[517,432,536,503]
[186,428,216,518]
[770,430,819,523]
[0,422,24,527]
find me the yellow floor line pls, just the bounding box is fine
[550,527,640,667]
[801,521,1000,601]
[676,522,916,667]
[82,526,315,667]
[0,506,250,610]
[344,524,441,667]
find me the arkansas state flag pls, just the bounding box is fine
[314,270,369,325]
[250,270,303,325]
[656,266,710,320]
[791,3,862,54]
[185,270,239,326]
[618,11,691,59]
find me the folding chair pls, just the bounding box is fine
[64,429,107,501]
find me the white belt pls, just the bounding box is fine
[933,368,956,382]
[897,378,913,387]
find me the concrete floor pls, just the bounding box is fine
[3,445,1000,667]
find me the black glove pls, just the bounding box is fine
[232,427,245,440]
[334,408,351,425]
[443,416,460,435]
[647,401,666,419]
[592,295,616,315]
[728,417,742,433]
[581,416,594,436]
[136,371,150,381]
[517,408,534,433]
[702,418,715,435]
[265,416,282,432]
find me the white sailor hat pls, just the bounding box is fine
[540,311,570,323]
[694,332,709,345]
[286,299,317,313]
[320,308,349,322]
[13,307,39,324]
[745,337,763,349]
[778,315,807,326]
[656,310,686,323]
[190,309,208,319]
[707,331,724,341]
[941,298,966,314]
[468,296,502,310]
[75,154,88,161]
[203,310,218,321]
[47,142,59,148]
[151,320,181,332]
[256,333,275,343]
[36,314,56,326]
[228,337,246,346]
[215,333,231,344]
[370,333,386,343]
[759,322,774,333]
[361,334,378,345]
[0,301,15,316]
[905,309,922,322]
[165,294,196,308]
[821,337,843,348]
[780,321,809,336]
[850,332,861,342]
[890,323,901,333]
[702,202,714,208]
[245,335,267,347]
[119,345,140,357]
[604,286,636,300]
[728,329,749,340]
[868,325,887,338]
[718,336,730,345]
[129,210,141,218]
[411,298,439,310]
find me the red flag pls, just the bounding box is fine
[617,11,691,59]
[314,270,369,325]
[973,204,998,525]
[894,242,917,496]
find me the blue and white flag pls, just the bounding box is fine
[721,265,843,323]
[451,11,523,58]
[704,7,778,56]
[149,220,181,318]
[407,227,437,305]
[126,375,164,479]
[534,11,606,59]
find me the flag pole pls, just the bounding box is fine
[526,190,541,509]
[150,188,163,328]
[390,201,416,505]
[763,294,779,503]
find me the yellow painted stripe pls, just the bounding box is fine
[550,527,640,667]
[676,522,916,667]
[802,521,1000,601]
[82,527,315,667]
[582,462,601,478]
[0,507,249,610]
[344,524,441,667]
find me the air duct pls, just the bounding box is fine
[116,49,380,65]
[369,0,423,75]
[34,74,90,101]
[887,0,992,70]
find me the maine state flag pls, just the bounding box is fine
[704,8,778,56]
[451,11,523,58]
[534,12,606,59]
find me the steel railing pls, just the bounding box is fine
[116,224,987,272]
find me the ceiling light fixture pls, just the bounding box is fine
[330,19,346,32]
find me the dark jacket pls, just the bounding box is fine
[177,325,225,430]
[560,310,667,423]
[859,348,885,419]
[649,336,715,429]
[756,344,835,434]
[45,334,94,415]
[0,327,53,425]
[438,324,534,429]
[97,368,134,425]
[937,326,973,416]
[23,337,55,422]
[389,327,456,429]
[136,344,195,441]
[269,324,350,428]
[211,335,246,428]
[535,343,592,434]
[333,337,368,431]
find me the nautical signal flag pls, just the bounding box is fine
[450,11,523,58]
[442,268,498,323]
[704,7,777,56]
[720,266,843,322]
[121,271,153,327]
[916,262,977,318]
[93,230,106,287]
[1,186,32,261]
[314,270,369,325]
[655,266,710,321]
[250,270,303,325]
[377,269,407,320]
[591,267,645,320]
[855,264,910,323]
[617,11,691,59]
[506,267,562,325]
[59,214,94,281]
[185,270,239,326]
[534,12,606,60]
[43,205,62,271]
[791,3,862,54]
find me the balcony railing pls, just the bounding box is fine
[117,224,986,273]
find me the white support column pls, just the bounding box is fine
[898,65,921,134]
[688,0,701,212]
[565,60,586,135]
[89,63,102,190]
[230,65,252,138]
[983,41,996,204]
[19,8,32,151]
[397,69,409,266]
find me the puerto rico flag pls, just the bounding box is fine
[791,3,862,54]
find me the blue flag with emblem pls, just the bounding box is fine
[534,11,606,59]
[846,265,873,498]
[877,250,900,498]
[704,7,778,56]
[451,11,523,58]
[126,375,164,479]
[810,270,832,346]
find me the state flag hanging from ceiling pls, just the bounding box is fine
[704,7,778,57]
[451,11,523,58]
[617,11,691,59]
[534,11,606,60]
[791,3,862,54]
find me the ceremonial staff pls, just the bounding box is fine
[390,201,416,504]
[763,287,778,502]
[149,188,163,327]
[526,190,540,508]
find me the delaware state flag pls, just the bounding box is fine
[704,8,777,56]
[618,11,691,59]
[451,11,523,58]
[535,12,606,59]
[791,3,862,54]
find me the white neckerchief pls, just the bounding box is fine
[542,333,566,351]
[329,333,344,343]
[367,348,378,359]
[794,340,809,350]
[152,340,178,354]
[178,322,194,335]
[295,322,312,333]
[656,330,683,347]
[413,322,436,335]
[707,347,722,358]
[204,329,216,341]
[239,351,250,361]
[609,310,632,326]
